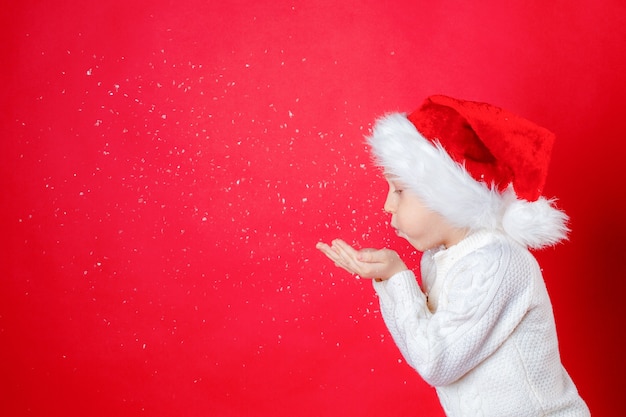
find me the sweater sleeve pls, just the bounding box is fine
[373,239,534,387]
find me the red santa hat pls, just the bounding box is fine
[367,95,568,249]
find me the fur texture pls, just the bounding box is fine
[367,113,568,249]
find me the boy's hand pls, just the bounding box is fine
[315,239,407,281]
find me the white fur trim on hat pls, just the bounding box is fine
[367,113,568,249]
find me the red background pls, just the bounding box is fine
[2,1,625,416]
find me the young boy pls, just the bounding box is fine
[316,95,590,416]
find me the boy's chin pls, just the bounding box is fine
[404,236,435,253]
[395,230,433,252]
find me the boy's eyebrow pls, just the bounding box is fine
[385,176,404,189]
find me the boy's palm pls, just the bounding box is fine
[316,239,407,281]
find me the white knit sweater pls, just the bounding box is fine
[373,230,589,417]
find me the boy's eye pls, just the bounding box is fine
[394,189,403,194]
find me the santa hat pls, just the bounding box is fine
[367,95,568,249]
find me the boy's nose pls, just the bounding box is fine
[383,197,394,213]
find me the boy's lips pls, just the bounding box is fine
[391,224,406,238]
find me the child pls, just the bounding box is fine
[316,95,590,417]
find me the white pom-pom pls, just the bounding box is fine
[501,195,569,249]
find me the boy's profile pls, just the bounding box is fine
[317,95,590,416]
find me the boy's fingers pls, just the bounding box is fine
[359,249,392,264]
[317,240,381,277]
[315,242,332,253]
[319,247,341,263]
[332,240,360,261]
[331,242,384,276]
[331,239,358,254]
[317,242,356,272]
[357,249,378,263]
[317,242,339,260]
[318,241,404,280]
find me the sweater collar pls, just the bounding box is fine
[431,229,496,269]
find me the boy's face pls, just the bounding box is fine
[384,176,466,251]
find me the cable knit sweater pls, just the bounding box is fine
[373,230,589,417]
